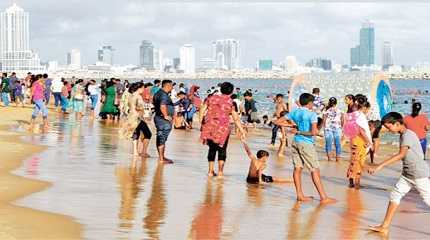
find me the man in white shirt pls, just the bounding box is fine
[87,80,99,117]
[51,77,63,108]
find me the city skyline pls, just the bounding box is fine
[0,2,429,68]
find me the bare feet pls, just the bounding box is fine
[159,158,174,164]
[355,178,361,189]
[141,153,151,158]
[349,178,354,188]
[297,196,314,202]
[335,157,341,162]
[320,197,337,204]
[207,172,217,177]
[369,225,389,235]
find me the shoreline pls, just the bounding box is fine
[0,107,81,240]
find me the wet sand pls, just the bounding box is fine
[9,112,430,240]
[0,107,81,240]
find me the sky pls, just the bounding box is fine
[1,1,430,67]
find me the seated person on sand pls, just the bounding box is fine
[241,138,292,184]
[259,115,272,129]
[174,112,189,130]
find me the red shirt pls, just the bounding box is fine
[404,114,430,139]
[200,95,233,147]
[141,88,151,103]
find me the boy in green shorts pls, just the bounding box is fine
[279,93,336,203]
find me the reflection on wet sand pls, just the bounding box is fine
[286,202,326,239]
[339,189,364,239]
[25,156,40,176]
[189,180,224,240]
[143,164,167,239]
[12,107,430,239]
[116,159,148,231]
[246,184,264,207]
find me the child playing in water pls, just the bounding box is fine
[241,139,291,184]
[368,112,430,235]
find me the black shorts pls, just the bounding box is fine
[246,174,273,184]
[132,120,152,140]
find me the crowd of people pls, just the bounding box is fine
[1,73,430,235]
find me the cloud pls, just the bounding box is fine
[1,1,429,66]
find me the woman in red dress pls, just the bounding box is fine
[200,82,246,177]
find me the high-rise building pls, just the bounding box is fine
[67,49,81,69]
[173,58,180,70]
[350,20,375,67]
[382,41,393,70]
[0,3,43,72]
[179,44,196,74]
[212,39,240,70]
[350,20,375,66]
[306,58,332,71]
[258,59,273,71]
[139,40,154,70]
[359,21,375,66]
[216,52,226,69]
[350,46,360,66]
[153,48,164,71]
[163,58,173,72]
[286,56,298,72]
[98,45,114,65]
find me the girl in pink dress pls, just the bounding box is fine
[200,82,246,177]
[344,94,373,189]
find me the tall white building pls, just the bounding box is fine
[216,52,226,69]
[179,44,195,74]
[67,49,81,69]
[47,61,59,72]
[286,56,298,72]
[212,39,240,70]
[0,3,43,72]
[382,41,393,70]
[98,45,114,65]
[153,48,164,71]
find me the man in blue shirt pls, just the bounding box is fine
[281,93,335,204]
[153,79,174,164]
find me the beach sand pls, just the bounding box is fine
[0,104,429,239]
[0,106,81,240]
